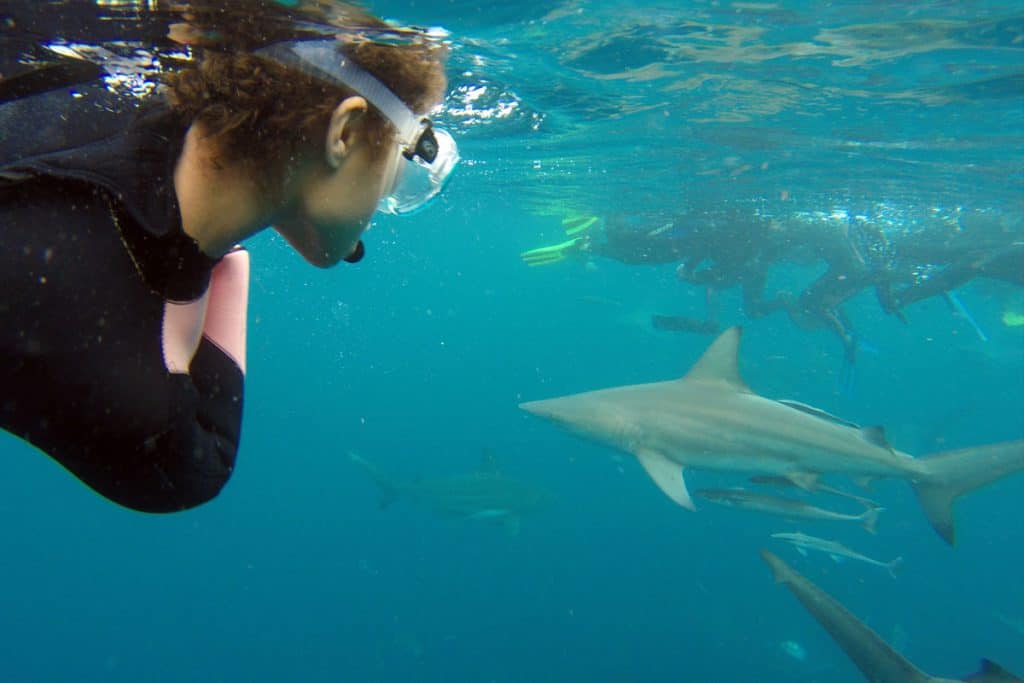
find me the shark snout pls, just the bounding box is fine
[520,395,614,441]
[519,398,581,425]
[519,399,552,418]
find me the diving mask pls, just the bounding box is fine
[255,39,458,215]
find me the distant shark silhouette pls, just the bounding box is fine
[520,327,1024,544]
[761,549,1022,682]
[349,451,554,536]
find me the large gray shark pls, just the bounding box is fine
[349,451,554,535]
[520,327,1024,544]
[761,549,1023,682]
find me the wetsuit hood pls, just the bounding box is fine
[0,89,185,240]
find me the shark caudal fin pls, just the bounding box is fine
[886,556,904,580]
[912,440,1024,545]
[348,452,400,508]
[861,506,883,535]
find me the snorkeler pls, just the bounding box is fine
[883,242,1024,314]
[651,211,791,335]
[523,208,795,333]
[521,212,692,266]
[0,1,459,512]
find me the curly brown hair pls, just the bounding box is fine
[162,1,448,189]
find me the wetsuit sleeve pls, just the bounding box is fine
[0,182,249,512]
[142,247,248,512]
[189,337,244,449]
[85,315,246,514]
[178,248,249,497]
[142,337,243,510]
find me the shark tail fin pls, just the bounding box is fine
[348,451,400,509]
[964,658,1023,682]
[886,556,904,580]
[860,506,883,535]
[912,440,1024,545]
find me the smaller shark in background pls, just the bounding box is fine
[749,474,882,510]
[761,549,1023,683]
[696,488,882,533]
[519,326,1024,545]
[771,531,903,578]
[348,451,554,536]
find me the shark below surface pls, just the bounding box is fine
[761,549,1023,683]
[348,451,554,536]
[749,474,882,510]
[696,487,881,533]
[771,531,902,578]
[520,327,1024,544]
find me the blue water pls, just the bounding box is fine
[3,1,1023,681]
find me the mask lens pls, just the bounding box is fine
[379,127,458,216]
[415,126,439,163]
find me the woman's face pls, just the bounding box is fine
[272,117,402,266]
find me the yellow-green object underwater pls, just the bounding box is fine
[520,238,581,266]
[1002,311,1024,327]
[561,215,599,236]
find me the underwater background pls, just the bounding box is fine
[2,1,1023,681]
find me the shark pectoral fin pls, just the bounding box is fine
[830,554,845,564]
[785,472,820,491]
[635,450,695,510]
[796,547,808,557]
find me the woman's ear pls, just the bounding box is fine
[325,96,369,169]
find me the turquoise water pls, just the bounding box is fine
[2,1,1023,681]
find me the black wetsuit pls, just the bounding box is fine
[1,87,243,512]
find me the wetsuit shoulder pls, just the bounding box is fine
[0,101,246,512]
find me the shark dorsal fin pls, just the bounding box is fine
[681,326,750,391]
